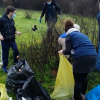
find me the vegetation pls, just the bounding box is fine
[0,9,100,100]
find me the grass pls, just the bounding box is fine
[0,9,100,99]
[0,69,7,84]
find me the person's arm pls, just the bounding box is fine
[98,17,100,26]
[14,26,21,36]
[0,19,4,40]
[0,19,1,33]
[40,3,46,18]
[14,25,17,33]
[55,2,61,16]
[63,35,72,55]
[15,31,21,36]
[58,35,72,55]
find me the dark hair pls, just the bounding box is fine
[65,19,74,32]
[47,0,51,2]
[6,6,16,15]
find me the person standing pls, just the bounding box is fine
[96,5,100,72]
[39,0,61,38]
[0,6,21,73]
[58,19,97,100]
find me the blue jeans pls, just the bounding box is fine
[1,41,19,67]
[96,42,100,71]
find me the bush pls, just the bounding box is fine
[87,71,100,92]
[24,10,33,18]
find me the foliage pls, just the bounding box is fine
[0,9,100,100]
[87,70,100,92]
[24,10,33,18]
[0,8,5,15]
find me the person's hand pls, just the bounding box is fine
[39,18,42,23]
[58,50,63,55]
[15,31,21,36]
[59,15,61,18]
[0,34,4,40]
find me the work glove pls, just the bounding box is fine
[59,15,61,18]
[39,18,42,23]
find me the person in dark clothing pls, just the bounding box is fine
[0,6,21,73]
[58,19,97,100]
[96,5,100,72]
[39,0,61,38]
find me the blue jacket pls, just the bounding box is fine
[63,31,97,58]
[59,32,66,38]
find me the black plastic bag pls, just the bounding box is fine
[6,59,34,93]
[17,76,51,100]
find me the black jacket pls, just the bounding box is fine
[40,1,61,22]
[0,13,16,42]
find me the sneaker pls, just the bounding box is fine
[2,66,8,73]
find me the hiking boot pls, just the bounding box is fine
[2,66,8,73]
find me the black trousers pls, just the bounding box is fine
[47,21,56,38]
[73,72,88,100]
[1,41,19,67]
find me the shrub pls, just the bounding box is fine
[24,10,33,18]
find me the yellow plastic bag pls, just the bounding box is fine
[50,55,74,100]
[0,83,9,100]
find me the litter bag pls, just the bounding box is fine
[0,84,9,100]
[86,84,100,100]
[50,55,74,100]
[6,59,34,93]
[16,76,51,100]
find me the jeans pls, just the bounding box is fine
[1,41,19,67]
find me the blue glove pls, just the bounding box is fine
[39,18,42,23]
[59,15,61,18]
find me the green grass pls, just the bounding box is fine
[14,10,47,42]
[0,69,7,84]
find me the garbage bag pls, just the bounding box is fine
[16,76,51,100]
[50,55,74,100]
[0,83,9,100]
[6,59,34,93]
[86,84,100,100]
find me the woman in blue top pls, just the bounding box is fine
[58,19,97,100]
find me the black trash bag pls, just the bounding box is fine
[17,89,32,100]
[16,76,51,100]
[6,59,34,93]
